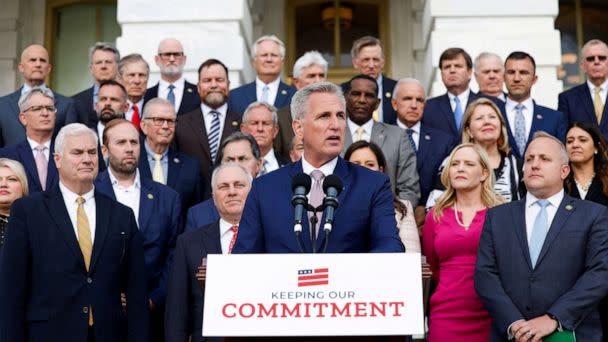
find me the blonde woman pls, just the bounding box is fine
[0,158,29,248]
[422,143,504,341]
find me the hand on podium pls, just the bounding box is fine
[196,257,207,289]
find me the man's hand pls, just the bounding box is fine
[512,315,557,342]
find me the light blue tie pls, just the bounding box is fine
[260,85,269,103]
[208,111,221,162]
[454,96,463,131]
[514,104,527,154]
[167,84,176,108]
[529,199,550,268]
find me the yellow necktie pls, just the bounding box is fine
[594,87,604,123]
[355,127,365,141]
[76,197,94,326]
[152,154,165,184]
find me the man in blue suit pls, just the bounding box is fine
[0,44,77,147]
[421,47,481,142]
[0,123,149,341]
[0,87,60,193]
[500,51,567,158]
[232,81,404,253]
[227,35,296,114]
[558,39,608,138]
[475,132,608,341]
[95,119,182,342]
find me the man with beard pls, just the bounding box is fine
[175,59,241,199]
[144,38,200,116]
[118,54,149,131]
[95,118,182,342]
[95,80,129,171]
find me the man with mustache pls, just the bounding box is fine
[118,54,150,131]
[175,59,241,199]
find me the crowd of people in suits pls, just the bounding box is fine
[0,31,606,342]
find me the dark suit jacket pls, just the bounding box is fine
[0,139,59,193]
[164,221,222,342]
[475,195,608,341]
[95,171,183,307]
[421,91,480,142]
[340,74,399,125]
[567,177,608,206]
[185,198,219,232]
[0,186,149,342]
[558,83,608,139]
[497,100,568,158]
[174,107,241,199]
[227,80,296,114]
[274,106,294,159]
[416,124,455,204]
[144,81,201,116]
[72,86,98,129]
[0,87,77,147]
[138,144,204,211]
[232,157,405,253]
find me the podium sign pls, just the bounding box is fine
[203,253,424,337]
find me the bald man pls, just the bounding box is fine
[144,38,200,115]
[0,44,77,147]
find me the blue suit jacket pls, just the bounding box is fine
[0,140,59,193]
[232,157,404,253]
[143,81,201,116]
[0,87,77,147]
[95,171,182,307]
[138,145,204,212]
[227,80,296,114]
[416,125,455,204]
[474,195,608,341]
[421,91,481,142]
[0,186,149,342]
[72,86,98,129]
[558,83,608,138]
[497,100,567,158]
[341,74,399,125]
[185,198,219,232]
[165,221,222,342]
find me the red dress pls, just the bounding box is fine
[422,207,491,341]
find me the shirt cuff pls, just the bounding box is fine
[507,319,525,340]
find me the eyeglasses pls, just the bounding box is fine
[158,52,184,59]
[24,105,57,114]
[585,55,607,62]
[145,117,177,127]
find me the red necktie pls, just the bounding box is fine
[131,103,141,130]
[228,225,238,254]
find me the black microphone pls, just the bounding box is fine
[291,173,312,235]
[321,175,343,233]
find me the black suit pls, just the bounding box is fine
[144,81,201,116]
[72,86,98,129]
[0,140,59,194]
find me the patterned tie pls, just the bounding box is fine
[258,159,269,177]
[208,111,221,162]
[261,85,270,103]
[152,153,165,184]
[594,87,604,124]
[167,84,176,109]
[355,127,365,142]
[76,196,94,325]
[406,128,417,152]
[529,199,550,268]
[514,104,527,155]
[309,170,325,238]
[228,225,238,254]
[34,145,47,190]
[453,96,463,131]
[131,103,141,130]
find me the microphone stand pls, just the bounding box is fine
[306,204,326,254]
[294,228,305,253]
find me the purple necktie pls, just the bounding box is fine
[34,145,48,190]
[309,170,325,237]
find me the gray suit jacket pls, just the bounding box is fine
[342,121,420,206]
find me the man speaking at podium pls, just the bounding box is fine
[232,82,404,253]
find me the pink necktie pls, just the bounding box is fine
[228,226,238,254]
[34,145,47,190]
[309,170,325,237]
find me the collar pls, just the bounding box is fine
[403,121,421,133]
[59,181,95,203]
[347,118,374,137]
[26,137,51,151]
[144,140,168,160]
[256,76,281,89]
[526,189,564,209]
[201,102,227,116]
[22,83,48,95]
[108,168,141,189]
[128,99,144,110]
[219,218,238,236]
[93,83,100,96]
[301,154,338,177]
[587,79,608,92]
[447,89,470,102]
[505,97,534,113]
[159,77,185,91]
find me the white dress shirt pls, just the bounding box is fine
[448,89,471,113]
[376,74,384,122]
[256,77,281,105]
[347,118,374,143]
[108,169,142,227]
[301,154,338,201]
[587,79,608,105]
[219,218,238,255]
[524,190,564,243]
[397,120,421,150]
[261,148,280,173]
[201,103,227,137]
[126,99,145,122]
[59,182,97,244]
[506,97,534,141]
[26,137,51,161]
[159,78,185,111]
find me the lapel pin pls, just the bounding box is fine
[173,157,180,164]
[536,114,543,120]
[147,193,154,200]
[187,88,193,93]
[565,204,573,211]
[425,134,431,140]
[281,89,288,95]
[231,121,239,127]
[385,92,391,98]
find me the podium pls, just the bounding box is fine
[202,253,424,338]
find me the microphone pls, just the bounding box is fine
[321,175,343,233]
[291,173,312,235]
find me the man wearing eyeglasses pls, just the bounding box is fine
[139,97,204,211]
[144,38,200,116]
[0,87,60,193]
[559,39,608,139]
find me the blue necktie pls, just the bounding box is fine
[454,96,463,131]
[406,128,417,152]
[208,111,221,162]
[167,84,176,108]
[529,199,550,268]
[261,85,269,103]
[514,104,527,154]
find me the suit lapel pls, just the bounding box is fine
[578,85,599,125]
[315,158,351,252]
[9,89,21,115]
[416,126,431,163]
[512,200,533,270]
[166,149,181,188]
[16,141,43,191]
[288,161,313,252]
[89,191,110,273]
[535,196,575,268]
[274,82,289,109]
[498,101,520,157]
[528,102,543,142]
[138,179,155,233]
[439,95,457,135]
[187,108,212,161]
[370,122,386,148]
[201,221,222,255]
[46,141,58,190]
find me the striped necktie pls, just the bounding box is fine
[208,111,221,162]
[76,196,94,325]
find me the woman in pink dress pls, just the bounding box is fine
[423,143,504,341]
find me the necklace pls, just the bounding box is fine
[453,203,470,229]
[574,172,595,192]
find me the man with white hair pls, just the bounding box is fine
[474,52,506,101]
[228,35,296,114]
[144,38,200,116]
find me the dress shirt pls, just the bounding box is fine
[26,137,51,161]
[159,78,185,111]
[524,190,564,243]
[255,77,280,106]
[144,140,169,184]
[126,99,145,122]
[108,169,141,226]
[301,153,338,193]
[93,83,100,110]
[21,83,48,96]
[219,218,238,255]
[347,118,374,142]
[447,89,470,113]
[587,79,608,105]
[97,122,105,143]
[376,74,384,122]
[396,120,421,150]
[59,181,97,244]
[201,103,227,137]
[506,97,534,141]
[261,148,280,173]
[497,92,506,102]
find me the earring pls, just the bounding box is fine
[595,150,598,155]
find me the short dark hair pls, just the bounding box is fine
[98,80,128,100]
[505,51,536,72]
[198,59,229,81]
[216,131,261,163]
[346,74,379,97]
[439,48,473,70]
[102,118,134,146]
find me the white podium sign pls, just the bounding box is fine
[202,253,424,337]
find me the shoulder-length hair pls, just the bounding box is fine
[0,158,29,196]
[461,97,511,155]
[565,122,608,196]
